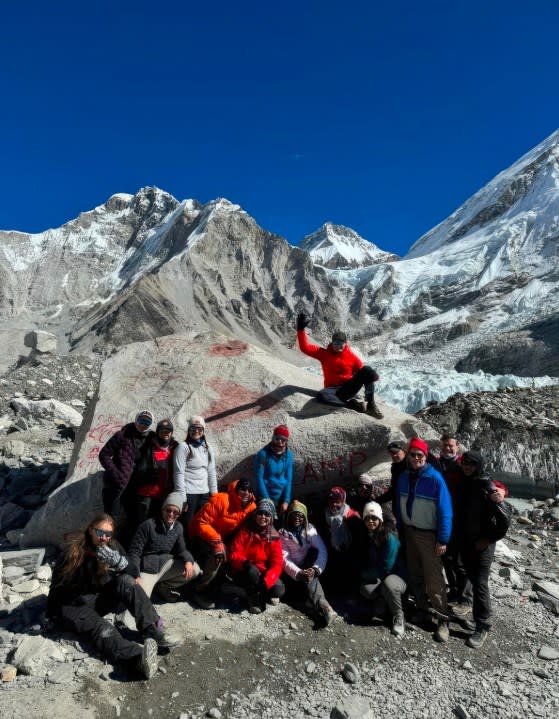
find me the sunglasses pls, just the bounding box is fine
[409,452,425,458]
[256,510,272,517]
[158,427,172,433]
[189,426,204,432]
[364,516,380,522]
[94,528,113,538]
[164,508,181,517]
[137,418,152,427]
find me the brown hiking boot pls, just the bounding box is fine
[366,400,384,419]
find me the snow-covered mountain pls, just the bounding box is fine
[0,129,558,385]
[300,222,398,269]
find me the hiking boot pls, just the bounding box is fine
[192,591,216,610]
[267,597,281,606]
[143,624,180,650]
[451,602,472,617]
[434,620,450,643]
[319,601,337,627]
[466,627,488,649]
[459,618,476,631]
[391,613,405,637]
[346,398,366,413]
[156,587,181,603]
[366,400,384,419]
[139,638,158,679]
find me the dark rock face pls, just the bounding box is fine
[416,385,559,490]
[456,315,559,376]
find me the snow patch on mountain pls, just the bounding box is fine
[372,359,559,414]
[300,222,397,269]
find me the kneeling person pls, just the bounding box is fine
[279,500,336,627]
[228,499,285,614]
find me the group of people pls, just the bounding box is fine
[45,317,511,678]
[46,401,512,679]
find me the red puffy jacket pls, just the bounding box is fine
[229,525,284,590]
[297,330,363,388]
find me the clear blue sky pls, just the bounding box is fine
[1,1,558,256]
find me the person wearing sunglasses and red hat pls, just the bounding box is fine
[393,437,453,643]
[254,425,293,516]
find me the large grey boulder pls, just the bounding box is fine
[21,332,434,548]
[10,397,83,429]
[24,330,57,354]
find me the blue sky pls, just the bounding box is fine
[1,1,558,256]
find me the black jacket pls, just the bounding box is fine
[128,516,194,574]
[47,538,138,619]
[456,475,511,545]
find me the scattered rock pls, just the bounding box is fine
[538,645,559,660]
[341,661,360,684]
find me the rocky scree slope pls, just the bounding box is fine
[416,384,559,491]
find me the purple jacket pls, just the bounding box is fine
[99,423,153,492]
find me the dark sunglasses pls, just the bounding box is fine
[408,452,425,458]
[137,418,152,426]
[158,427,172,433]
[164,508,181,516]
[189,426,204,432]
[94,528,113,538]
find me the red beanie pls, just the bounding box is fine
[408,437,429,455]
[273,425,289,439]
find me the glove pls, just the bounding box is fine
[296,313,310,331]
[212,541,226,566]
[96,544,128,572]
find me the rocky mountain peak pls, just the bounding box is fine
[300,222,398,270]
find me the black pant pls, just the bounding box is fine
[335,365,379,402]
[444,538,472,604]
[59,574,159,663]
[233,565,285,609]
[459,541,495,629]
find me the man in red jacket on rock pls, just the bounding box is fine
[296,313,383,418]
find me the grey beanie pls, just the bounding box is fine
[163,492,184,512]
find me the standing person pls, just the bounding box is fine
[124,418,179,529]
[394,438,453,642]
[128,493,200,602]
[455,451,511,649]
[46,514,174,679]
[254,425,293,516]
[174,416,217,527]
[317,486,361,590]
[348,473,376,515]
[188,478,256,608]
[279,500,336,626]
[359,501,407,637]
[296,312,383,418]
[99,410,156,545]
[373,440,408,528]
[228,499,285,614]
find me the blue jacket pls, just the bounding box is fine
[254,446,293,506]
[395,463,453,545]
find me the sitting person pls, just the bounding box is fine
[296,312,383,418]
[279,500,336,626]
[254,425,293,515]
[359,501,407,637]
[46,514,174,679]
[455,450,512,649]
[316,486,361,590]
[128,493,200,602]
[228,499,285,614]
[188,478,256,608]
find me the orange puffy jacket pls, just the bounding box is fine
[189,480,256,546]
[229,524,284,590]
